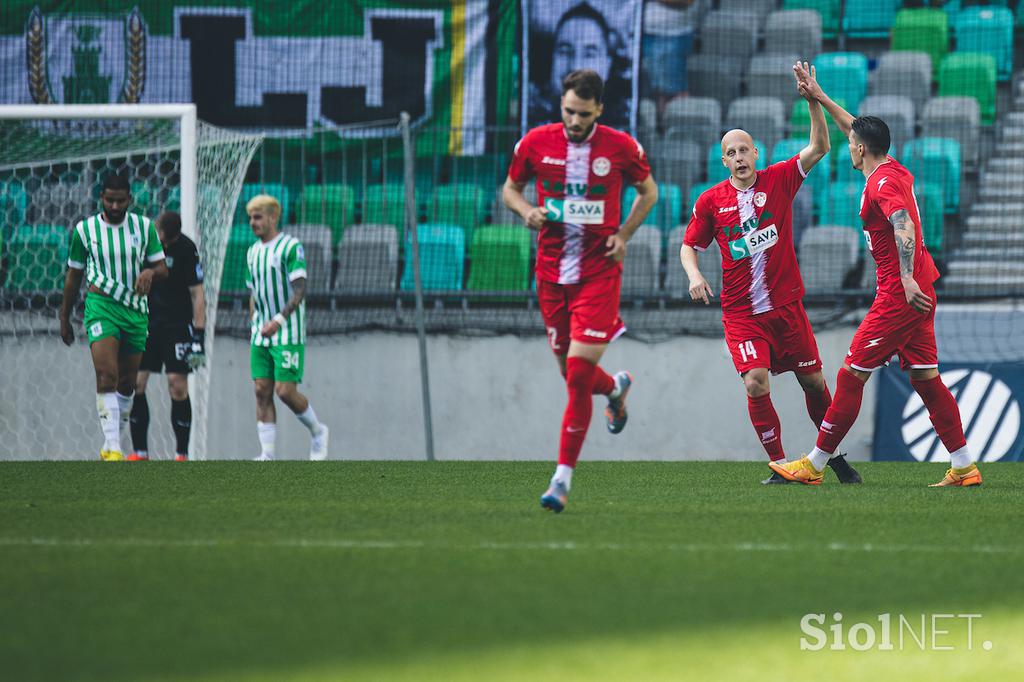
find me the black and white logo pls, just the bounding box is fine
[901,369,1020,462]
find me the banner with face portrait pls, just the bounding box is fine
[521,0,643,135]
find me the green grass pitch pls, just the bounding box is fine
[1,461,1021,681]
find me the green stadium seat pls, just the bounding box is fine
[234,183,291,225]
[4,224,68,292]
[362,183,408,234]
[428,183,487,242]
[298,184,354,244]
[400,223,465,291]
[791,97,849,155]
[687,182,716,214]
[915,181,944,255]
[842,0,900,38]
[784,0,840,39]
[833,145,861,186]
[221,224,256,294]
[902,137,961,215]
[450,153,509,187]
[938,52,996,125]
[466,224,532,292]
[130,182,157,218]
[706,140,767,183]
[954,6,1014,81]
[623,183,682,233]
[772,138,831,218]
[814,53,868,112]
[891,9,949,75]
[0,181,28,236]
[821,182,863,230]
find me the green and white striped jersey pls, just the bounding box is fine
[246,232,307,347]
[67,212,165,314]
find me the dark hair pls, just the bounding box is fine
[554,1,612,50]
[562,69,604,104]
[156,211,182,239]
[101,173,131,193]
[851,116,891,156]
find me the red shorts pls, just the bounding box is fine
[537,275,626,355]
[723,300,823,375]
[846,288,938,372]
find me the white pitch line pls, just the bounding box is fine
[0,537,1020,555]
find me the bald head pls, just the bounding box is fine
[721,129,754,153]
[719,129,758,186]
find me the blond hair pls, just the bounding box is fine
[246,194,281,219]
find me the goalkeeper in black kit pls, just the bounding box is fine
[129,211,207,461]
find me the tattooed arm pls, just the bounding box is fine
[259,277,306,338]
[890,209,933,314]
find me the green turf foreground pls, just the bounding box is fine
[0,462,1021,681]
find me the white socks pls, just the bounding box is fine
[296,405,323,435]
[950,445,973,469]
[116,391,133,436]
[257,421,276,459]
[96,392,121,452]
[808,447,831,472]
[552,464,574,490]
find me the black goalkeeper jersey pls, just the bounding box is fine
[148,234,203,327]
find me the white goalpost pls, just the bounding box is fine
[0,104,262,460]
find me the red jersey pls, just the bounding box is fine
[507,123,650,284]
[684,155,807,316]
[859,156,940,304]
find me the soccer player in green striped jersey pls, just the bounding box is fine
[59,174,169,461]
[245,194,329,461]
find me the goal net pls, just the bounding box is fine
[0,105,262,460]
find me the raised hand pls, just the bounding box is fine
[793,61,822,102]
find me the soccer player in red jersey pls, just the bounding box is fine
[770,63,981,487]
[681,63,861,485]
[502,69,658,512]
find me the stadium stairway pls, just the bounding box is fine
[943,74,1024,296]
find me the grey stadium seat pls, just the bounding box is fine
[799,226,860,293]
[922,96,981,168]
[726,97,786,151]
[792,184,813,250]
[335,224,399,293]
[763,10,822,59]
[872,52,932,112]
[720,0,777,25]
[650,140,704,200]
[857,95,915,155]
[665,225,724,299]
[699,11,759,61]
[621,225,663,296]
[747,53,802,109]
[30,181,94,225]
[688,54,745,111]
[861,251,877,291]
[286,224,333,294]
[663,97,722,148]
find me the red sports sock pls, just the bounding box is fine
[558,357,598,468]
[816,367,866,454]
[747,393,785,461]
[591,365,615,396]
[911,375,967,453]
[805,380,833,429]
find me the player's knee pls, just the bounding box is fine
[565,360,595,393]
[95,370,118,393]
[168,381,188,401]
[274,382,296,401]
[799,373,827,394]
[254,381,273,403]
[743,371,769,397]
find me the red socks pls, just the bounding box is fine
[816,367,866,454]
[747,393,785,461]
[560,357,615,396]
[805,381,832,429]
[911,375,967,453]
[558,357,599,467]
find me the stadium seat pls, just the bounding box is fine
[954,6,1014,81]
[938,52,996,125]
[726,97,786,152]
[814,52,868,112]
[131,181,157,218]
[652,140,704,197]
[783,0,840,39]
[791,97,849,152]
[399,223,465,292]
[842,0,900,38]
[764,10,822,59]
[792,183,814,247]
[699,11,759,61]
[871,51,933,112]
[747,54,803,109]
[298,184,354,244]
[623,183,682,234]
[286,224,333,295]
[221,224,256,294]
[663,97,722,148]
[902,137,961,214]
[429,183,487,242]
[491,183,537,226]
[638,98,657,133]
[362,183,408,234]
[687,181,717,214]
[891,9,949,75]
[720,0,776,24]
[28,181,94,225]
[857,96,916,156]
[915,182,945,255]
[235,183,290,225]
[449,153,508,188]
[860,249,877,290]
[621,225,663,296]
[821,182,863,230]
[4,224,67,292]
[664,225,723,298]
[921,96,981,168]
[706,140,768,183]
[771,138,830,218]
[688,54,745,111]
[0,180,28,230]
[799,226,860,293]
[335,224,399,294]
[466,224,531,292]
[833,145,859,186]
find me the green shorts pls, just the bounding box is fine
[84,294,149,354]
[250,344,304,383]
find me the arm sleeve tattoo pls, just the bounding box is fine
[889,209,915,278]
[282,277,306,319]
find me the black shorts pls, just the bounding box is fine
[140,324,193,374]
